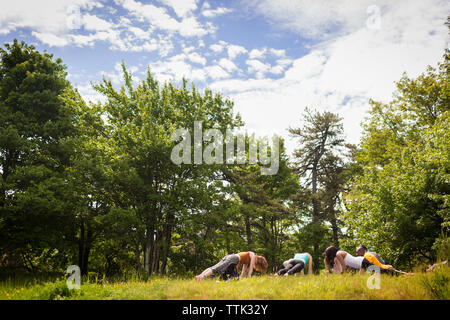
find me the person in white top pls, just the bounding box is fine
[323,246,365,275]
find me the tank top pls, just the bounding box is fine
[343,252,364,269]
[238,252,251,266]
[294,253,309,264]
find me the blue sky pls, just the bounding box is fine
[1,0,449,155]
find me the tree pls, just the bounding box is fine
[222,137,299,271]
[92,64,242,275]
[342,48,449,268]
[289,108,347,270]
[0,39,77,271]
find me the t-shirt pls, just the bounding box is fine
[364,252,390,269]
[294,253,309,264]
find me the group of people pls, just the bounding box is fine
[194,245,410,281]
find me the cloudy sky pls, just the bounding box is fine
[1,0,449,155]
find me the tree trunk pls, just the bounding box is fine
[330,212,340,247]
[135,244,142,273]
[160,213,174,275]
[153,230,161,274]
[144,225,154,275]
[245,214,253,250]
[78,220,92,275]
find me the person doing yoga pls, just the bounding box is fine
[275,252,313,277]
[356,245,394,273]
[194,251,268,281]
[323,246,371,274]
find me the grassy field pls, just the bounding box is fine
[0,267,448,300]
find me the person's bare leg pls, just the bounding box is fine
[195,268,213,281]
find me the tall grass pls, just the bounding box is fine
[1,267,448,300]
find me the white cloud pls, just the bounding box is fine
[248,0,383,39]
[0,0,103,35]
[128,26,151,39]
[201,1,233,18]
[82,13,112,31]
[0,0,173,55]
[249,48,267,59]
[118,0,210,37]
[149,52,211,82]
[269,48,286,57]
[186,52,207,65]
[246,59,271,78]
[31,32,70,47]
[219,58,238,73]
[209,41,248,59]
[227,44,248,60]
[214,0,449,155]
[158,0,199,18]
[210,41,226,53]
[205,65,230,80]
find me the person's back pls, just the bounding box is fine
[238,252,251,265]
[369,252,385,264]
[293,253,309,265]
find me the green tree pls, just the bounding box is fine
[342,49,449,268]
[92,64,242,275]
[289,108,347,271]
[0,40,76,271]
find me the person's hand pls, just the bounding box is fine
[387,265,394,270]
[284,273,289,277]
[274,273,279,278]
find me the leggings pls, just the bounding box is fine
[277,259,305,275]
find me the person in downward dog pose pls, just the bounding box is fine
[274,252,313,277]
[194,251,268,281]
[323,246,384,274]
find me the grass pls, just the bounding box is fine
[0,267,448,300]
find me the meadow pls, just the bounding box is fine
[1,267,448,300]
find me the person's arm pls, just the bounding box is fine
[324,257,329,274]
[247,251,256,277]
[336,253,345,273]
[307,253,313,275]
[364,253,393,270]
[240,264,247,278]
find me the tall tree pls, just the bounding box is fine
[289,108,346,270]
[342,47,449,268]
[0,40,78,271]
[92,64,242,275]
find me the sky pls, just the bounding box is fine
[1,0,449,156]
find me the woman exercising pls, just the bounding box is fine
[323,246,385,274]
[194,251,268,281]
[275,252,313,276]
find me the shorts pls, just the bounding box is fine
[211,254,240,275]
